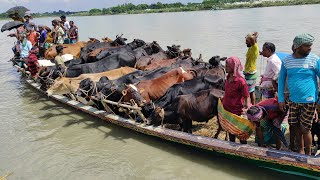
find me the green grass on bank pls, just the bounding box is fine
[0,0,320,19]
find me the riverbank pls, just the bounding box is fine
[1,0,320,20]
[72,0,320,17]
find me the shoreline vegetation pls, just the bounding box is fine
[0,0,320,19]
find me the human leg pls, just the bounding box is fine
[298,103,316,155]
[229,133,236,142]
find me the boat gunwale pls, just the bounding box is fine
[20,74,320,177]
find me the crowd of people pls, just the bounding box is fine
[7,12,320,156]
[222,32,319,155]
[9,13,78,61]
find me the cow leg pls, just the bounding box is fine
[181,117,192,133]
[214,116,222,139]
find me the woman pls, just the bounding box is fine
[52,19,65,44]
[222,56,250,144]
[246,98,289,150]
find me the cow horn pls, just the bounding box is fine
[122,90,127,96]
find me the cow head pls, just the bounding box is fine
[102,37,113,42]
[208,56,227,68]
[147,107,164,126]
[46,78,72,96]
[122,84,146,107]
[166,45,182,58]
[76,78,95,100]
[177,67,196,81]
[127,39,146,50]
[95,80,118,101]
[147,41,163,54]
[111,34,127,46]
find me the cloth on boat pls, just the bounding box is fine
[218,99,255,141]
[244,72,257,93]
[293,33,315,49]
[288,101,316,130]
[226,56,243,78]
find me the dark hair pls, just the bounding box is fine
[263,42,276,53]
[60,15,66,19]
[69,21,74,24]
[56,45,64,54]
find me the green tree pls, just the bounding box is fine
[89,8,101,14]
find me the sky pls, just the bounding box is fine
[0,0,203,13]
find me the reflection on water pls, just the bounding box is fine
[1,4,320,179]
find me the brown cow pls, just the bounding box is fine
[123,67,195,104]
[44,41,88,60]
[144,57,180,71]
[47,67,137,95]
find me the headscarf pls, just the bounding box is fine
[226,56,243,78]
[293,33,315,49]
[246,32,258,44]
[246,106,267,122]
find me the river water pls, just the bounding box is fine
[1,4,319,180]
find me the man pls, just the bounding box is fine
[244,32,259,105]
[68,21,78,44]
[278,33,320,155]
[259,42,282,99]
[37,25,47,57]
[54,45,66,70]
[60,15,70,44]
[23,13,35,30]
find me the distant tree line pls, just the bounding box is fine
[0,0,319,19]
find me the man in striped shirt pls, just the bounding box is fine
[278,33,320,155]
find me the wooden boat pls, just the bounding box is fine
[15,66,320,178]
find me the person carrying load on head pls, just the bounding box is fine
[278,33,320,155]
[259,42,282,99]
[244,32,259,105]
[246,98,289,150]
[222,56,250,144]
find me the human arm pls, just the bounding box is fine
[255,122,265,147]
[278,63,287,111]
[242,78,250,109]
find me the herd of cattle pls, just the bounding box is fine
[32,35,227,133]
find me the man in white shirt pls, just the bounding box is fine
[259,42,282,98]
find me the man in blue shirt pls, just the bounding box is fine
[278,33,320,155]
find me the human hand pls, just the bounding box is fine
[279,102,286,112]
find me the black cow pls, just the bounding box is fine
[148,88,224,133]
[66,51,136,77]
[154,75,224,109]
[312,120,320,151]
[80,34,128,61]
[95,39,147,61]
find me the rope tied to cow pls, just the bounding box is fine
[78,80,98,100]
